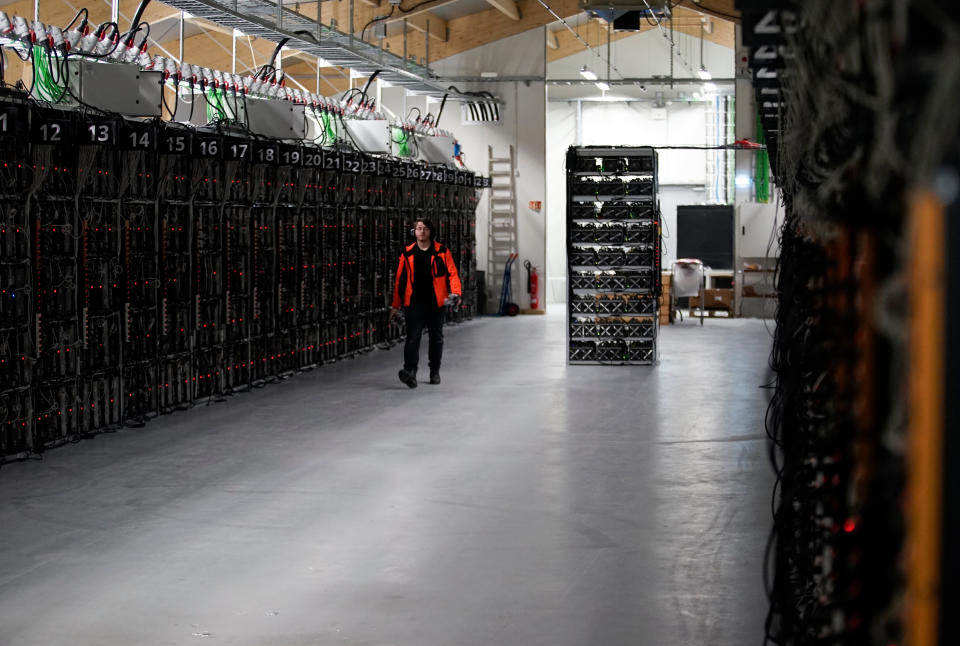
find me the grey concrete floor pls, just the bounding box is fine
[0,313,774,646]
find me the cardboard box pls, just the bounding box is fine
[659,278,672,324]
[689,288,734,311]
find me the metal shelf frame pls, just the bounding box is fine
[565,145,661,365]
[158,0,481,100]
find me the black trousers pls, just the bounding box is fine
[403,302,444,372]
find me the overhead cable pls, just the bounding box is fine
[533,0,625,79]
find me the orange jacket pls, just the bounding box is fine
[391,241,462,308]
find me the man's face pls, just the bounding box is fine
[415,222,431,243]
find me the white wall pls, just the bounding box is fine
[545,99,720,305]
[733,26,781,260]
[545,101,577,306]
[431,27,548,311]
[455,81,546,311]
[543,27,738,307]
[375,28,548,311]
[548,29,735,93]
[432,28,545,78]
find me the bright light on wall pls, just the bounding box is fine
[735,173,752,189]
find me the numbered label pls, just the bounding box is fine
[32,117,71,144]
[405,164,418,180]
[162,131,191,154]
[85,121,116,146]
[280,146,302,166]
[342,156,361,174]
[0,106,23,138]
[393,162,406,179]
[303,148,323,168]
[123,125,154,151]
[194,136,221,158]
[224,139,250,161]
[254,143,278,165]
[323,151,342,171]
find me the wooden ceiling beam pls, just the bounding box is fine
[485,0,520,21]
[675,0,739,24]
[383,0,462,23]
[403,11,448,42]
[546,29,559,50]
[548,25,635,63]
[546,7,734,63]
[380,0,581,65]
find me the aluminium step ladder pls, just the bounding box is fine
[487,145,517,305]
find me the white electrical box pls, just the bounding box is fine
[343,119,391,154]
[417,132,456,167]
[245,97,306,140]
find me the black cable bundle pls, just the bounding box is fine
[754,0,960,644]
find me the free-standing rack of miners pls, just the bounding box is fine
[565,146,661,365]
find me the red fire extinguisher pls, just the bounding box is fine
[523,260,540,310]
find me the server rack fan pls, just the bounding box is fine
[566,146,661,365]
[0,95,485,462]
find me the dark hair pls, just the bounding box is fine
[416,218,435,240]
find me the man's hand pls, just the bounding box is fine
[389,307,401,321]
[444,293,461,307]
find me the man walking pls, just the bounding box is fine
[390,218,461,388]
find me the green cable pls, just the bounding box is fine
[33,46,67,103]
[322,111,336,143]
[205,88,229,122]
[755,110,770,203]
[391,126,410,158]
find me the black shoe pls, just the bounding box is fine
[429,371,441,385]
[399,369,417,388]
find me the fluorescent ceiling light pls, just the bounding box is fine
[595,81,610,92]
[580,66,598,81]
[590,94,631,102]
[698,67,712,80]
[702,81,717,93]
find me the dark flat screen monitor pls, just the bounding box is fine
[676,205,734,270]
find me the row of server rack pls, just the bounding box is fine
[566,146,661,365]
[0,96,481,461]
